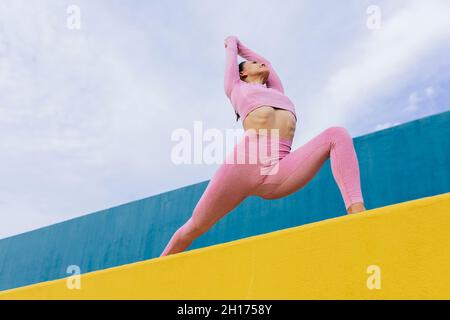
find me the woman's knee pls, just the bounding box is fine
[257,189,284,200]
[261,193,281,200]
[324,126,351,141]
[325,126,348,135]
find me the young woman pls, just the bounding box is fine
[160,35,366,257]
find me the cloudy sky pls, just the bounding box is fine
[0,0,449,239]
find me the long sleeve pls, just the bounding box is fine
[237,40,285,94]
[224,36,240,99]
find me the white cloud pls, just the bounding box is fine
[0,1,180,238]
[403,86,437,113]
[425,86,435,97]
[298,0,450,141]
[405,92,420,112]
[0,0,449,239]
[374,121,401,131]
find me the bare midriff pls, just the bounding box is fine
[243,105,296,141]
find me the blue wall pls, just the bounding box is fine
[1,110,449,291]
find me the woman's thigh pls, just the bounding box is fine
[191,144,264,231]
[254,129,334,199]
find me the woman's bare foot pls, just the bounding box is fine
[347,202,366,214]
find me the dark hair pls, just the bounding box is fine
[234,61,247,121]
[239,61,246,75]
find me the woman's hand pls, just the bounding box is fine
[224,35,239,48]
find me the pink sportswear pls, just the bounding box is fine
[224,36,297,122]
[161,127,365,257]
[159,38,365,257]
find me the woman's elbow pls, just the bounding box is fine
[224,85,232,98]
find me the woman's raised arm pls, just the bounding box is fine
[224,36,240,99]
[237,40,285,94]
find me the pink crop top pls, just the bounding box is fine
[224,36,297,123]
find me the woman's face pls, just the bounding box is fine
[240,60,269,81]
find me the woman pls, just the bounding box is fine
[160,35,366,257]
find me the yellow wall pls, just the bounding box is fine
[1,192,449,300]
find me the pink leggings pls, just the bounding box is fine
[160,126,364,256]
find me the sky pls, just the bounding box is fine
[0,0,449,239]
